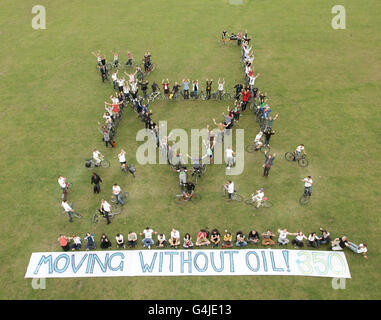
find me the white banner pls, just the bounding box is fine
[25,249,351,279]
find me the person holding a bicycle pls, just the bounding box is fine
[58,176,68,195]
[112,183,125,206]
[251,188,264,208]
[92,149,103,167]
[224,180,235,201]
[61,199,74,223]
[295,144,307,160]
[99,199,111,225]
[254,131,264,151]
[302,176,313,196]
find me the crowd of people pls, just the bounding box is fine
[55,33,366,260]
[57,227,368,258]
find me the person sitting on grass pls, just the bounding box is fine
[235,231,247,248]
[156,233,167,248]
[71,235,82,251]
[262,230,276,246]
[277,228,296,246]
[222,231,233,248]
[58,234,72,252]
[292,231,308,247]
[127,231,138,248]
[100,233,112,249]
[169,228,180,248]
[183,233,194,249]
[347,242,368,259]
[318,228,331,246]
[195,229,210,247]
[115,233,125,249]
[247,230,260,244]
[331,236,348,251]
[210,229,221,248]
[84,233,96,251]
[140,227,158,249]
[307,232,320,248]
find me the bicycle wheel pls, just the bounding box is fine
[232,193,243,202]
[92,211,99,223]
[105,63,113,72]
[260,145,270,153]
[191,194,201,202]
[285,152,295,162]
[72,212,82,219]
[201,165,207,175]
[299,194,310,205]
[101,160,110,168]
[199,92,206,100]
[262,200,273,208]
[245,199,254,206]
[174,194,185,205]
[246,144,257,153]
[111,205,122,215]
[298,158,309,167]
[120,191,129,203]
[221,186,227,197]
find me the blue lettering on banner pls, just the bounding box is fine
[193,252,208,272]
[269,251,284,272]
[164,252,179,272]
[53,254,70,273]
[261,251,268,272]
[159,252,163,272]
[90,253,109,273]
[180,251,192,273]
[108,252,124,272]
[86,254,92,274]
[139,252,157,272]
[210,252,224,272]
[33,255,53,275]
[224,250,239,272]
[282,250,290,272]
[71,254,88,273]
[245,251,260,272]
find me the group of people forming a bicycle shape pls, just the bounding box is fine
[91,49,155,83]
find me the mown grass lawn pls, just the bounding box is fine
[0,0,380,299]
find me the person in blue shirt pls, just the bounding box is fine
[182,79,190,99]
[84,233,96,250]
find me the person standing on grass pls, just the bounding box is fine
[206,79,213,100]
[223,180,235,201]
[263,151,276,177]
[263,127,275,146]
[162,79,170,99]
[218,78,225,100]
[212,118,228,143]
[302,176,313,196]
[118,149,126,166]
[91,172,102,194]
[61,199,74,223]
[182,79,190,99]
[241,87,250,112]
[100,199,112,225]
[112,183,125,206]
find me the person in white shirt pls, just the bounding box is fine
[156,234,167,248]
[307,232,320,248]
[251,188,265,208]
[254,131,263,150]
[117,78,125,92]
[277,228,297,246]
[224,180,235,200]
[302,176,313,196]
[61,199,74,222]
[292,231,307,247]
[225,147,235,169]
[169,228,180,248]
[58,176,67,193]
[140,227,157,249]
[112,71,118,89]
[115,233,125,249]
[92,149,103,166]
[217,78,225,100]
[71,235,82,250]
[347,242,368,259]
[295,144,306,160]
[118,149,126,165]
[99,199,111,224]
[112,184,125,206]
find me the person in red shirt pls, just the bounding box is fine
[241,87,251,112]
[162,79,170,99]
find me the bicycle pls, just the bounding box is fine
[192,165,207,185]
[285,151,309,167]
[125,59,138,69]
[92,205,122,223]
[245,196,273,209]
[140,62,156,76]
[221,185,243,202]
[111,191,129,206]
[299,192,311,205]
[245,143,270,154]
[61,202,82,219]
[121,164,136,178]
[85,158,110,168]
[147,90,162,103]
[174,192,201,204]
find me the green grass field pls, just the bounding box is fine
[1,0,381,299]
